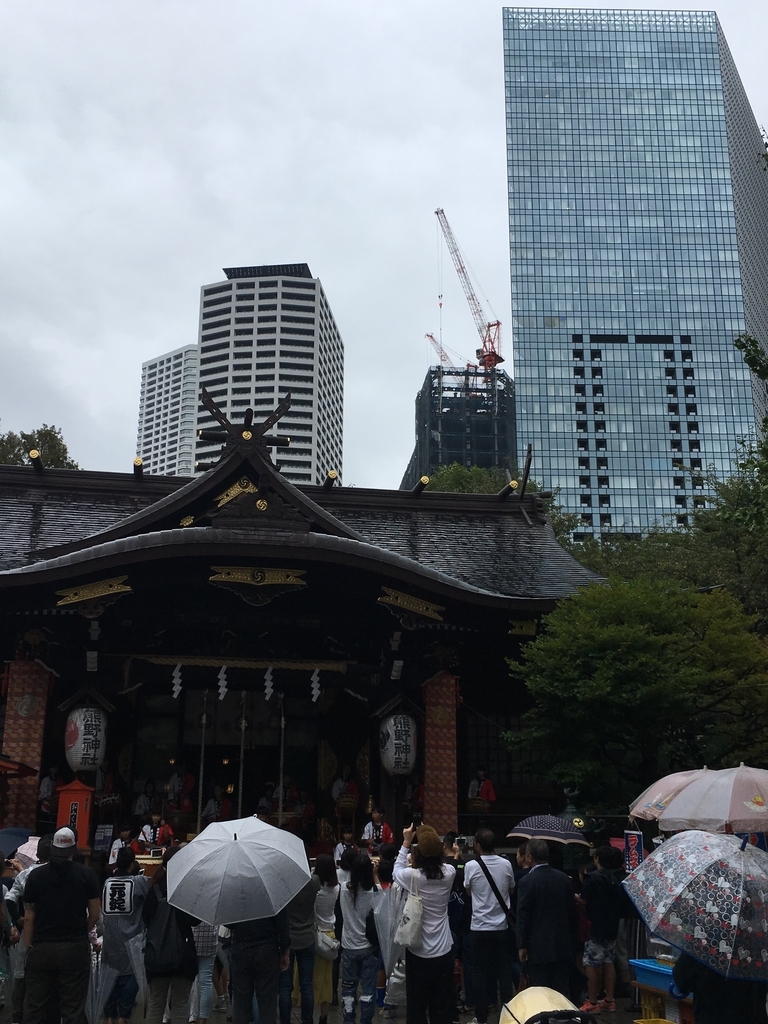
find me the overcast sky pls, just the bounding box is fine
[0,0,765,487]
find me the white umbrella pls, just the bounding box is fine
[629,768,710,820]
[658,763,768,833]
[166,816,310,925]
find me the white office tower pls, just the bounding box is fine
[136,345,199,476]
[195,263,344,485]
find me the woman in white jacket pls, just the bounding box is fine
[392,824,458,1024]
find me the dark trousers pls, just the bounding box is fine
[527,960,571,999]
[471,931,515,1023]
[404,949,454,1024]
[105,974,140,1020]
[12,974,26,1024]
[231,942,280,1024]
[279,945,314,1024]
[23,940,91,1024]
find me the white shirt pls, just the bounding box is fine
[314,883,339,932]
[464,855,515,932]
[392,844,455,959]
[334,842,356,865]
[109,837,129,866]
[339,884,382,951]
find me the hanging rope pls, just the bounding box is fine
[278,693,285,827]
[197,689,208,834]
[238,690,246,818]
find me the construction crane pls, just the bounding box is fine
[426,333,449,364]
[435,208,503,370]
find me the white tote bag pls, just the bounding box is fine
[393,869,423,948]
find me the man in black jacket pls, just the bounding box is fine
[516,839,576,998]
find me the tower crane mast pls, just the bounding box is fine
[435,208,503,371]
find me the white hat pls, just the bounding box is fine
[51,827,76,857]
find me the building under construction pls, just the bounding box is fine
[400,365,516,489]
[401,209,517,489]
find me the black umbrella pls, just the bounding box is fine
[0,827,33,858]
[506,814,589,846]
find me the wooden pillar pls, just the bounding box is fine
[422,670,459,834]
[2,659,55,828]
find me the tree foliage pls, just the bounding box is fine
[426,462,579,544]
[425,463,510,494]
[507,576,768,808]
[0,425,79,469]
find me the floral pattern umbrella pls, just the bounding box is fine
[623,829,768,980]
[629,768,710,821]
[506,814,590,846]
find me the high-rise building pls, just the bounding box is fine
[195,264,344,486]
[503,8,768,536]
[400,366,516,488]
[136,345,198,476]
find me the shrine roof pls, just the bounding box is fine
[0,387,595,609]
[0,465,594,606]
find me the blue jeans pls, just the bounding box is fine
[197,954,216,1020]
[279,944,315,1024]
[341,949,378,1024]
[105,973,140,1020]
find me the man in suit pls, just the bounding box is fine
[516,838,576,998]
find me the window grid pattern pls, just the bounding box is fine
[136,345,198,476]
[194,274,344,484]
[503,7,763,536]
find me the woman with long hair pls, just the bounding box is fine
[339,854,382,1024]
[392,823,457,1024]
[313,854,340,1024]
[142,847,199,1024]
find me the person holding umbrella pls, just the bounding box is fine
[623,829,768,1024]
[673,953,767,1024]
[143,847,199,1024]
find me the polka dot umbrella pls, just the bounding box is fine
[506,814,590,846]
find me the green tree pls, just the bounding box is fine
[0,424,79,469]
[425,463,509,494]
[506,576,768,807]
[426,462,579,544]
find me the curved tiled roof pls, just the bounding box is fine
[0,458,595,607]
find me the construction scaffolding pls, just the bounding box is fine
[400,365,517,489]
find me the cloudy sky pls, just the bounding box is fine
[0,0,765,487]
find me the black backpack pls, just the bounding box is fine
[144,895,187,975]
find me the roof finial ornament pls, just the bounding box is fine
[198,387,292,466]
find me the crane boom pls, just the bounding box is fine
[435,208,503,370]
[426,333,449,364]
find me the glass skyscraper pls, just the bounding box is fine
[503,9,768,535]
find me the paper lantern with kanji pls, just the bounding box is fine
[379,714,417,776]
[65,706,107,772]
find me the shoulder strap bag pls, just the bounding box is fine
[475,856,516,929]
[393,869,423,948]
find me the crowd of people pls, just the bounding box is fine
[3,806,762,1024]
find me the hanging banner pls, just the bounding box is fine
[624,829,645,872]
[65,706,107,771]
[379,714,417,776]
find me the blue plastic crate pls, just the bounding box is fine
[630,957,674,991]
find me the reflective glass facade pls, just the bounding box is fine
[503,9,768,535]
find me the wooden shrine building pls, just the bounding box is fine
[0,392,594,845]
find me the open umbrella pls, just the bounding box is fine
[0,828,32,859]
[623,829,768,980]
[506,814,589,846]
[167,815,310,925]
[14,837,39,870]
[659,763,768,833]
[629,768,710,821]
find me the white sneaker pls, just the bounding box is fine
[213,999,227,1013]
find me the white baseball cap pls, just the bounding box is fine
[51,827,76,857]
